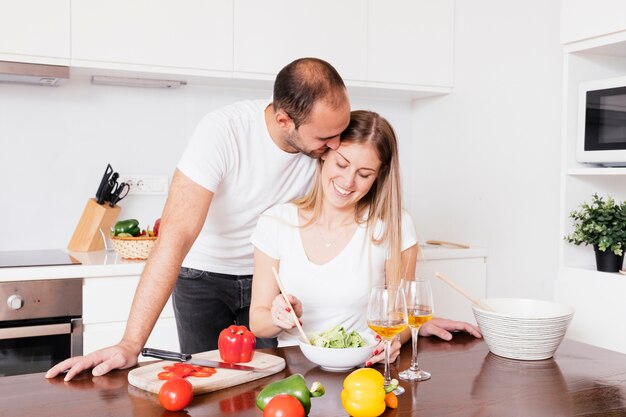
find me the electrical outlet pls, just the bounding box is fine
[119,175,168,195]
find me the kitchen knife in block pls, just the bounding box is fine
[67,198,121,251]
[128,350,286,394]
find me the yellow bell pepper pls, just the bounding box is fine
[341,368,397,417]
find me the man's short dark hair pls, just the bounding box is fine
[273,57,347,128]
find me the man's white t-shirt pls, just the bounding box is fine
[177,100,316,275]
[250,203,418,347]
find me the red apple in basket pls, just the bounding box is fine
[154,218,161,237]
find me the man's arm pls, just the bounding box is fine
[46,169,213,380]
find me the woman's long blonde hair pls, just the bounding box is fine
[293,110,404,286]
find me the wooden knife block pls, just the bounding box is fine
[68,198,121,252]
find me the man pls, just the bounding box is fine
[46,57,351,381]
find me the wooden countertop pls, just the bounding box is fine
[3,334,626,417]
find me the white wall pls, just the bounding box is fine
[408,0,563,299]
[0,77,412,250]
[0,1,563,303]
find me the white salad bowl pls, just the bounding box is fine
[298,333,375,372]
[472,298,574,361]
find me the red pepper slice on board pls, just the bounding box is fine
[158,363,216,380]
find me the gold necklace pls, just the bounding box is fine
[315,223,346,248]
[316,223,339,248]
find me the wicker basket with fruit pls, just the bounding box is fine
[110,218,160,260]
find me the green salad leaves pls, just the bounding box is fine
[309,325,366,348]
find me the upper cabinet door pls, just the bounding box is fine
[0,0,70,64]
[367,0,454,87]
[71,0,233,72]
[233,0,367,82]
[561,0,626,45]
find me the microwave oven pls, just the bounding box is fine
[577,75,626,166]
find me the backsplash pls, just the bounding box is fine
[0,77,412,250]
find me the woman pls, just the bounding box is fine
[250,110,480,366]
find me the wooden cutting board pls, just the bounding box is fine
[128,350,285,394]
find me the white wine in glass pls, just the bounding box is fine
[367,285,408,395]
[399,278,434,381]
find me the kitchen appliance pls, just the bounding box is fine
[0,61,69,86]
[0,278,82,376]
[577,75,626,166]
[0,249,80,268]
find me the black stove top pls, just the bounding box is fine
[0,250,81,268]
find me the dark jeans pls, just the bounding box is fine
[173,267,277,354]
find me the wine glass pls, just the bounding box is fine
[398,278,434,381]
[367,284,408,394]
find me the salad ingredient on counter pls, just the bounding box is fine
[341,368,398,417]
[256,374,325,415]
[153,217,161,236]
[263,394,305,417]
[158,377,194,411]
[310,325,366,348]
[157,362,216,380]
[112,219,140,237]
[218,325,256,364]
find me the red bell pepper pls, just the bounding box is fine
[218,325,256,363]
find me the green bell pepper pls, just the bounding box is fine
[112,219,140,237]
[256,374,324,415]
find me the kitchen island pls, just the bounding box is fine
[3,334,625,417]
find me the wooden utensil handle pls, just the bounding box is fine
[426,240,470,249]
[435,272,495,312]
[272,267,311,344]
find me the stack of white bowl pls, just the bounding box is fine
[472,298,574,361]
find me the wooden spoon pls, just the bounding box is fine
[426,240,470,249]
[272,266,311,344]
[435,272,496,312]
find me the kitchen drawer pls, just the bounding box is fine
[83,275,174,325]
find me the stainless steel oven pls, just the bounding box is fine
[0,279,82,376]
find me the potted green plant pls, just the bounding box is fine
[565,193,626,273]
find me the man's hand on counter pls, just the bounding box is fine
[45,341,140,381]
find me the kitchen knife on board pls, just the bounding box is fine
[141,347,264,372]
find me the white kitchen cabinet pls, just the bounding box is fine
[83,319,179,359]
[83,275,179,357]
[233,0,367,82]
[415,247,487,324]
[561,0,626,45]
[367,0,454,88]
[555,30,626,354]
[71,0,233,73]
[0,0,70,65]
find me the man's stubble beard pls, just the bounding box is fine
[285,129,325,159]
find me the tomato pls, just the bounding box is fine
[263,394,305,417]
[158,377,194,411]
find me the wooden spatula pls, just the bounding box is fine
[272,266,311,344]
[435,272,495,312]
